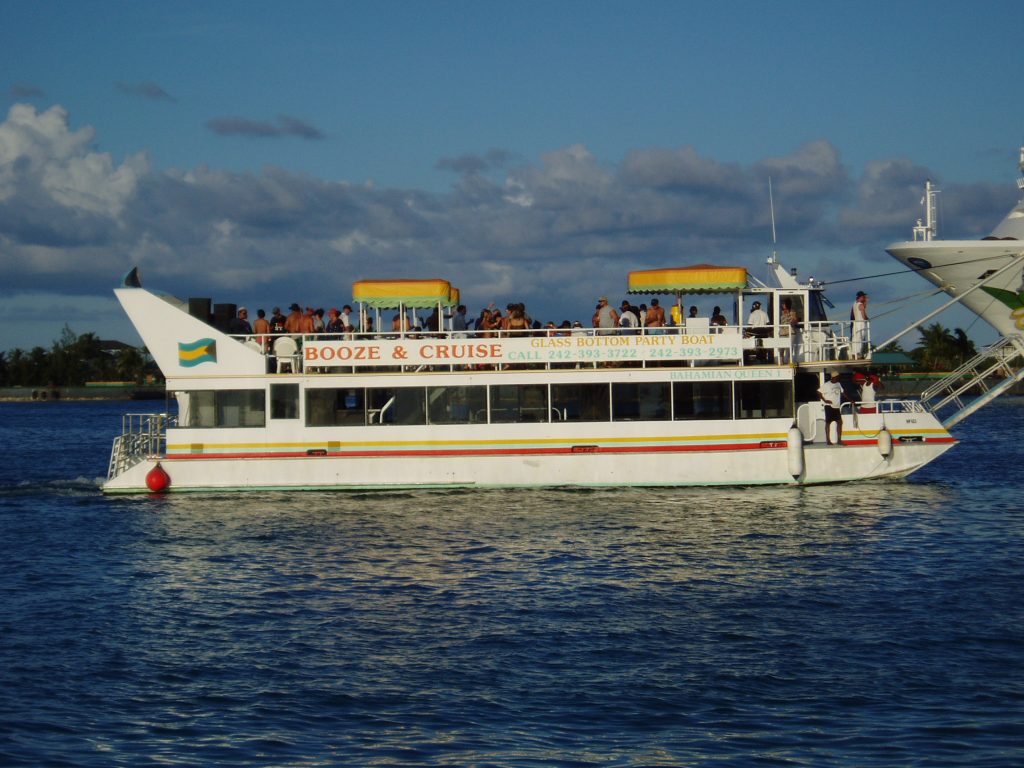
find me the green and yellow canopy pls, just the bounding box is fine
[627,265,748,295]
[352,279,454,309]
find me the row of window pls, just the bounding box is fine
[179,381,793,428]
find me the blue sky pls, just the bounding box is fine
[2,0,1023,352]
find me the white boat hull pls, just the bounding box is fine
[103,418,955,493]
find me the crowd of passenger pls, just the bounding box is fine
[226,290,867,357]
[227,296,762,344]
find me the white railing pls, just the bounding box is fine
[107,413,175,479]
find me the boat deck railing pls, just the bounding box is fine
[107,412,176,479]
[228,319,865,373]
[796,398,925,442]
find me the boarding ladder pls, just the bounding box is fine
[107,413,173,479]
[918,334,1024,429]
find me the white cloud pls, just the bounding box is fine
[0,104,147,215]
[0,103,1016,351]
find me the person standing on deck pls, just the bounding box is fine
[852,291,870,358]
[646,298,666,334]
[229,307,252,335]
[746,300,769,328]
[618,301,639,335]
[253,309,271,350]
[818,370,846,445]
[593,296,619,335]
[284,303,304,334]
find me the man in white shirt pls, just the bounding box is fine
[618,301,639,335]
[747,300,769,328]
[818,370,845,445]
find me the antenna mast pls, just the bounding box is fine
[913,179,939,241]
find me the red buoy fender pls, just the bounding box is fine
[146,463,171,493]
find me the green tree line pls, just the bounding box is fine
[903,323,978,371]
[0,326,154,387]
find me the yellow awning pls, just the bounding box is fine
[352,279,452,308]
[627,265,748,294]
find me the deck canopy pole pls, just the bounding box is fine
[873,253,1024,352]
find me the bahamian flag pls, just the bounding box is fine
[178,338,217,367]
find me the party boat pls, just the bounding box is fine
[103,266,948,494]
[102,148,1024,493]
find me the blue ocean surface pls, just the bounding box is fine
[0,399,1022,766]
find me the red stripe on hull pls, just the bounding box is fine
[166,442,774,461]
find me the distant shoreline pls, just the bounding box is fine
[0,386,165,402]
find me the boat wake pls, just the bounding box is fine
[0,476,104,497]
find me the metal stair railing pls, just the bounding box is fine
[106,413,174,479]
[918,335,1024,429]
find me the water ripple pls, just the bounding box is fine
[1,400,1023,765]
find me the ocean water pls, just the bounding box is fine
[0,399,1022,766]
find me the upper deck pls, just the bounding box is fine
[114,264,869,382]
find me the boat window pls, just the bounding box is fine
[672,381,732,420]
[427,386,487,424]
[490,384,549,423]
[180,389,266,428]
[306,388,365,427]
[271,383,299,420]
[736,381,793,419]
[367,387,426,425]
[611,382,670,421]
[551,383,610,422]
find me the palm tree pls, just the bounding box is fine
[951,328,977,367]
[115,347,146,383]
[914,323,956,371]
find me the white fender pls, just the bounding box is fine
[877,427,893,458]
[787,425,805,478]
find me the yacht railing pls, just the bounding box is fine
[107,412,175,479]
